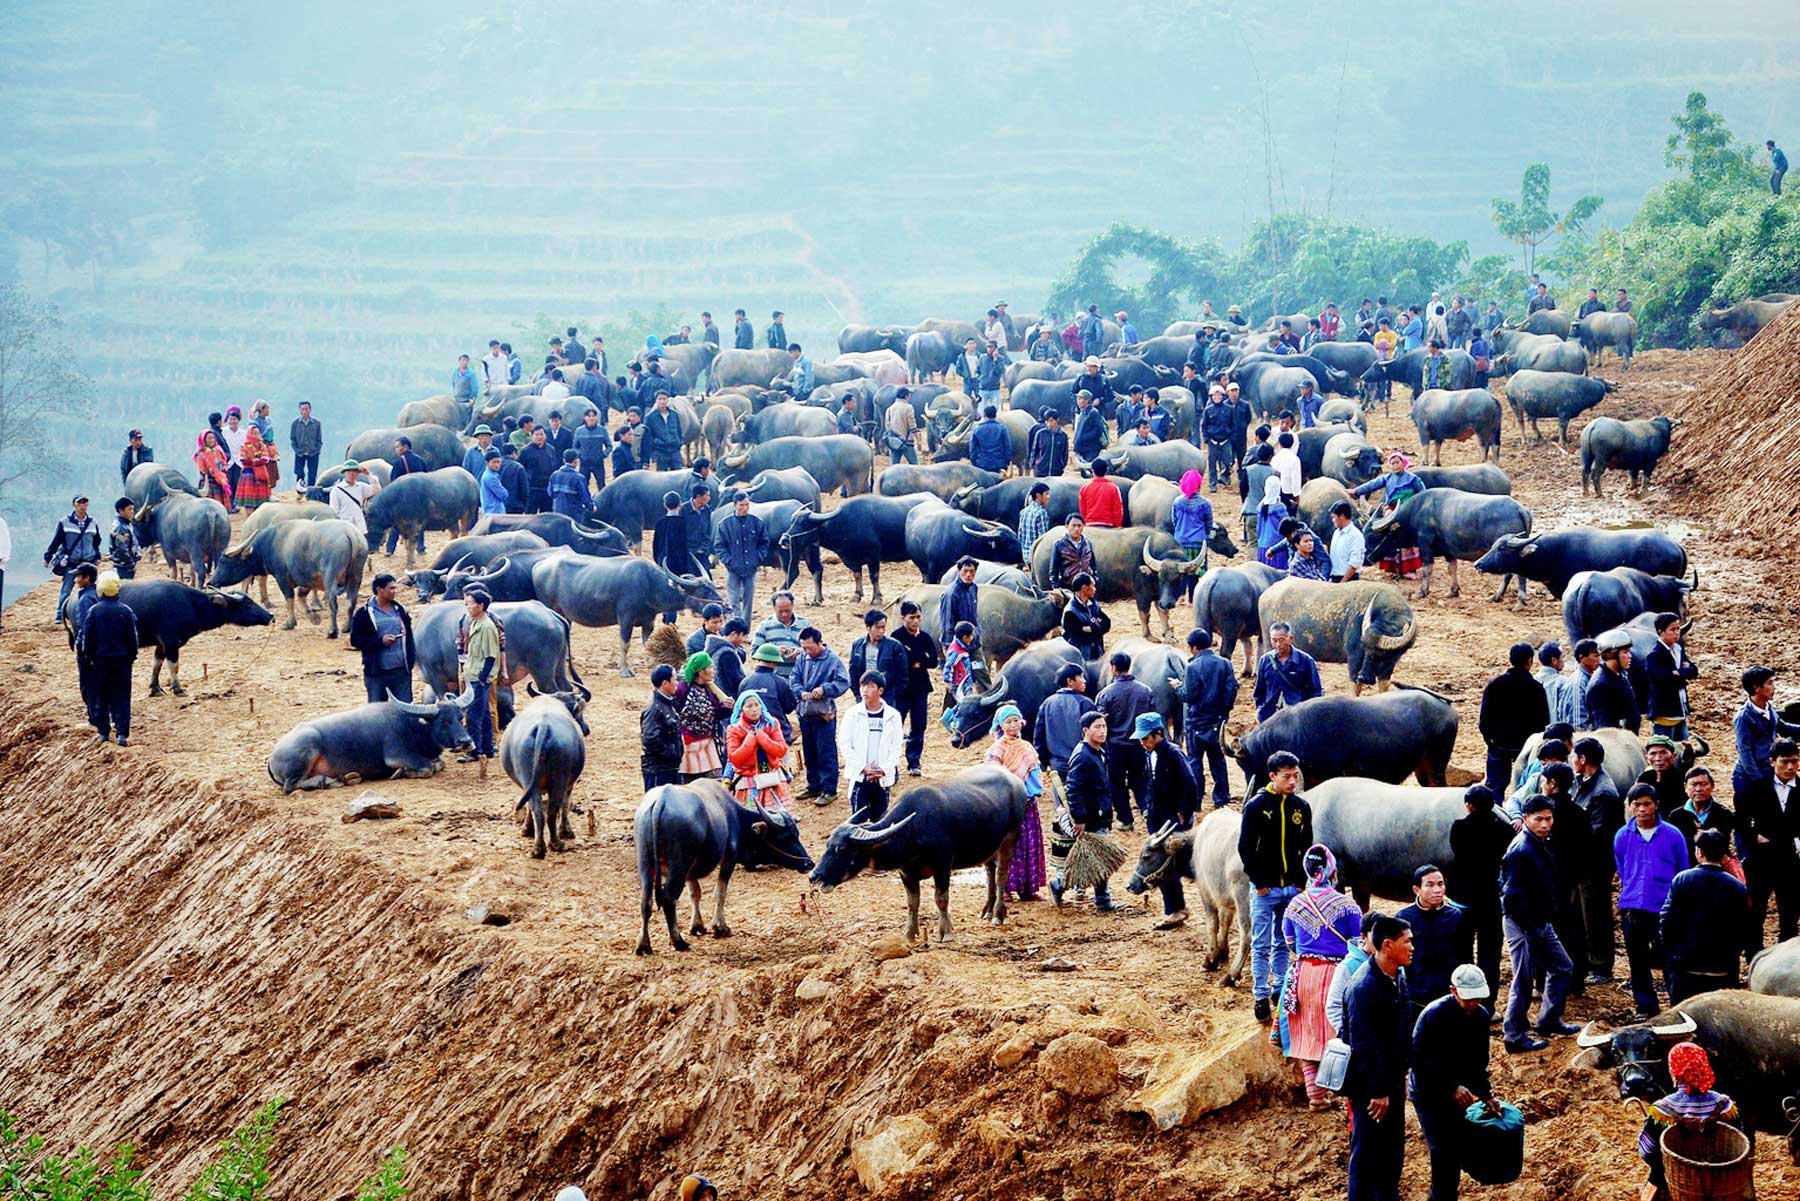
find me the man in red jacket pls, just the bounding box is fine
[1078,458,1124,527]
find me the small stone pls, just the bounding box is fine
[1036,1033,1119,1099]
[992,1032,1035,1069]
[974,1115,1023,1163]
[342,791,401,823]
[870,935,913,962]
[795,975,832,1002]
[1037,956,1080,972]
[850,1114,937,1195]
[465,903,510,926]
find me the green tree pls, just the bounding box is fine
[0,285,81,505]
[1491,163,1603,278]
[355,1148,407,1201]
[181,1099,285,1201]
[1044,225,1225,334]
[1664,91,1758,188]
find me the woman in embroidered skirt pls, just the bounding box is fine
[194,431,232,506]
[1277,843,1364,1109]
[674,651,731,780]
[984,701,1047,901]
[234,425,277,510]
[1352,449,1424,577]
[725,691,793,814]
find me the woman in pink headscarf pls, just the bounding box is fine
[193,431,232,505]
[1171,468,1213,602]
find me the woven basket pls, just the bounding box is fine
[1661,1122,1752,1201]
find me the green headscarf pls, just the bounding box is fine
[682,651,713,683]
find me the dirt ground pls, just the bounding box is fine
[1,346,1796,1201]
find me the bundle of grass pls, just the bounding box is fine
[646,622,690,671]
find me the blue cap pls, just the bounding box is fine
[1132,712,1165,739]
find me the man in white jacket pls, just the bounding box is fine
[839,669,904,823]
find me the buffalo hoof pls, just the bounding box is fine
[282,619,299,631]
[636,941,653,956]
[689,922,707,937]
[1447,587,1460,599]
[170,683,186,697]
[1412,589,1429,600]
[672,937,691,953]
[618,667,635,678]
[148,685,164,697]
[1221,974,1239,989]
[531,846,546,860]
[550,839,565,854]
[307,609,321,626]
[713,924,732,939]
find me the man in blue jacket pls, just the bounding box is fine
[1252,622,1323,722]
[974,341,1007,408]
[793,626,850,804]
[81,573,140,745]
[1499,795,1578,1052]
[1051,711,1120,912]
[641,392,685,473]
[1071,390,1106,461]
[548,450,594,521]
[479,450,509,515]
[571,408,610,494]
[712,492,769,624]
[1200,385,1236,491]
[969,406,1014,473]
[1179,629,1238,808]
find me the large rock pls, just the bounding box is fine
[992,1032,1035,1069]
[850,1114,938,1196]
[1036,1032,1119,1099]
[974,1114,1023,1164]
[1126,1023,1286,1130]
[1104,993,1170,1039]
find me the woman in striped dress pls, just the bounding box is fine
[1277,844,1364,1110]
[985,702,1047,902]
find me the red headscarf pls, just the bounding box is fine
[1667,1042,1714,1094]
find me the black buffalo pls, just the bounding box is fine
[1561,566,1695,646]
[1360,349,1477,398]
[953,476,1085,531]
[808,764,1028,941]
[936,560,1042,596]
[1363,489,1533,599]
[501,689,591,859]
[1473,527,1688,604]
[904,499,1022,581]
[531,553,723,675]
[635,781,814,954]
[1412,463,1513,495]
[104,579,275,696]
[362,468,479,568]
[943,639,1095,748]
[1233,688,1460,791]
[1191,561,1285,675]
[741,465,823,512]
[592,469,704,545]
[208,518,369,637]
[1258,577,1417,691]
[878,462,1002,502]
[407,530,550,601]
[1579,416,1677,497]
[466,512,628,557]
[779,493,934,605]
[1505,370,1616,444]
[135,492,231,586]
[267,690,476,793]
[413,598,586,728]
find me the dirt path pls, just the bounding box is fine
[1,347,1794,1200]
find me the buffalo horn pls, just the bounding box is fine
[221,540,253,559]
[977,676,1009,706]
[454,684,478,709]
[448,554,472,576]
[387,691,440,717]
[723,451,750,468]
[846,813,915,845]
[1686,732,1709,759]
[754,797,791,828]
[1650,1012,1697,1038]
[1574,1019,1613,1049]
[963,522,1002,540]
[1141,538,1167,571]
[1144,820,1177,850]
[526,683,542,697]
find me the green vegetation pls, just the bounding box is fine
[0,1104,406,1201]
[1549,93,1798,346]
[1490,164,1603,280]
[0,284,79,506]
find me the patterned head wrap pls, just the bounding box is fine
[1667,1042,1714,1094]
[993,702,1024,731]
[1304,843,1337,887]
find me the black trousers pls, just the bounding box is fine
[92,655,133,739]
[1348,1097,1405,1201]
[1412,1098,1463,1201]
[1105,742,1144,825]
[293,453,319,486]
[1621,907,1665,1014]
[364,665,413,704]
[849,779,889,823]
[1746,854,1800,956]
[529,490,551,514]
[1186,723,1230,807]
[1667,969,1736,1006]
[1464,903,1503,1006]
[900,689,930,770]
[77,652,99,728]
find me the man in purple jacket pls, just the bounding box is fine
[1613,783,1691,1021]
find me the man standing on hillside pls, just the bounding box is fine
[1578,288,1604,319]
[733,308,753,349]
[700,312,719,345]
[564,327,587,364]
[451,354,479,412]
[519,426,559,514]
[766,311,788,350]
[481,340,508,392]
[1769,139,1788,196]
[119,429,153,484]
[45,494,101,622]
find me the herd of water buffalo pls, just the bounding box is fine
[65,298,1800,1151]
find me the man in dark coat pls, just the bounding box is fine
[712,491,769,624]
[348,573,418,704]
[119,430,153,484]
[1571,736,1625,985]
[938,557,983,649]
[1239,749,1313,1019]
[80,573,140,745]
[1180,629,1238,808]
[1478,642,1552,790]
[497,442,529,514]
[1095,653,1155,828]
[847,609,909,701]
[1137,712,1197,921]
[640,665,684,790]
[1071,390,1107,461]
[1410,965,1495,1201]
[1661,828,1750,1003]
[1344,914,1415,1201]
[891,600,940,776]
[518,427,560,514]
[1738,737,1800,957]
[1396,865,1469,1020]
[1028,410,1069,478]
[1051,711,1120,912]
[1448,784,1513,999]
[1584,631,1641,733]
[1643,612,1698,740]
[733,308,754,349]
[642,393,684,473]
[544,411,575,460]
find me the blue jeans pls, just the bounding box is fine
[293,453,319,487]
[1187,723,1231,807]
[727,570,757,624]
[55,565,88,621]
[1502,915,1573,1043]
[800,715,838,796]
[1251,885,1299,1000]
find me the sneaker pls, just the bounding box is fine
[1050,880,1066,908]
[1505,1037,1548,1054]
[1537,1022,1582,1037]
[1584,972,1612,986]
[1631,1010,1660,1023]
[1093,899,1119,913]
[906,766,922,777]
[796,789,821,801]
[1153,911,1188,930]
[1254,998,1271,1023]
[116,737,129,747]
[1117,820,1135,832]
[811,793,835,807]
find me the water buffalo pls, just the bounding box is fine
[466,512,627,557]
[1295,479,1357,539]
[1233,688,1459,792]
[635,781,815,954]
[1026,523,1202,639]
[1316,398,1365,431]
[937,561,1041,597]
[1258,577,1417,690]
[707,348,795,391]
[719,434,873,496]
[733,401,836,445]
[234,500,339,605]
[1191,561,1286,676]
[1410,388,1503,465]
[894,582,1067,668]
[1360,349,1476,398]
[904,499,1023,582]
[591,469,703,545]
[105,579,274,696]
[833,350,908,389]
[1007,377,1093,426]
[1579,416,1677,497]
[123,463,199,512]
[1321,431,1386,488]
[1573,993,1800,1155]
[808,764,1028,941]
[740,465,823,512]
[266,689,476,793]
[1121,334,1199,372]
[775,493,932,606]
[1489,330,1588,376]
[880,462,1001,502]
[838,324,912,355]
[1364,489,1532,599]
[1413,463,1512,495]
[406,530,549,601]
[1092,441,1207,483]
[1509,727,1657,798]
[413,599,586,728]
[1576,311,1638,371]
[344,424,464,473]
[944,639,1094,748]
[1294,422,1359,479]
[363,467,479,568]
[905,330,955,382]
[1561,566,1695,645]
[935,410,1035,472]
[1126,809,1252,984]
[209,518,368,637]
[1504,370,1616,444]
[701,403,733,461]
[1699,296,1794,343]
[501,688,590,858]
[953,477,1084,535]
[135,493,231,586]
[1749,938,1800,998]
[1307,341,1379,382]
[1304,777,1461,904]
[660,342,720,392]
[1475,528,1686,606]
[531,553,724,675]
[1112,636,1189,741]
[1230,359,1314,417]
[1228,351,1354,396]
[1095,355,1176,395]
[395,394,470,431]
[1519,308,1573,337]
[440,547,569,603]
[311,458,390,496]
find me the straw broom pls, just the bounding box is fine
[1060,830,1128,891]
